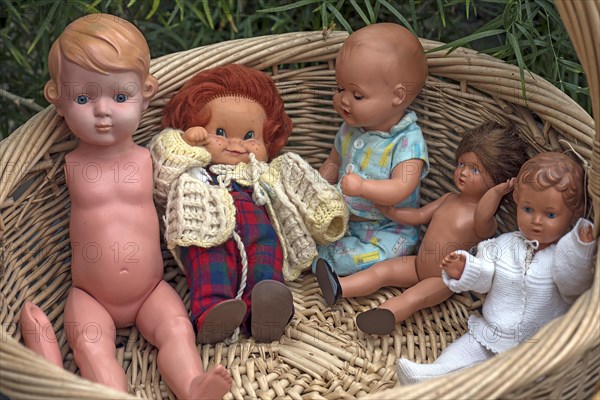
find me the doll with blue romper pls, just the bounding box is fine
[317,23,429,276]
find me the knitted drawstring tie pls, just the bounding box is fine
[209,153,267,343]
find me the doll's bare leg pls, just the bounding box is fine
[357,277,452,335]
[63,288,126,391]
[20,302,63,368]
[136,280,231,400]
[340,256,419,298]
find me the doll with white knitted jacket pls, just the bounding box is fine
[397,152,596,384]
[150,65,348,345]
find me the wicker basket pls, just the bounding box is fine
[1,7,598,399]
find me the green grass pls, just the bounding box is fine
[0,0,589,139]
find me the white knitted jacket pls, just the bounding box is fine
[149,128,349,281]
[443,218,596,354]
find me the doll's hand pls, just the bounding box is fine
[440,252,466,280]
[340,172,364,197]
[578,224,594,243]
[490,178,515,196]
[182,126,209,147]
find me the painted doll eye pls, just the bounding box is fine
[76,95,89,105]
[114,93,128,103]
[523,207,532,213]
[216,128,226,137]
[244,131,255,140]
[353,93,364,100]
[547,212,557,219]
[471,168,480,175]
[457,162,465,168]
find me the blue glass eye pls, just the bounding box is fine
[244,131,255,140]
[523,207,532,213]
[76,95,89,104]
[457,162,465,168]
[114,93,128,103]
[471,168,480,175]
[216,128,226,137]
[547,212,557,219]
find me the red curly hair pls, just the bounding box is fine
[161,64,292,160]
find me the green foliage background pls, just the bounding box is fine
[0,0,589,139]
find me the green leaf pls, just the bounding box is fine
[350,0,369,26]
[145,0,160,19]
[507,31,527,101]
[436,0,446,28]
[27,1,59,55]
[365,0,375,23]
[202,0,214,30]
[258,0,322,13]
[378,0,414,34]
[427,29,505,54]
[327,2,352,32]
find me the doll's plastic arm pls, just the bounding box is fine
[378,193,450,225]
[182,126,210,147]
[20,302,63,368]
[552,219,597,301]
[319,148,340,184]
[474,179,515,239]
[355,159,424,205]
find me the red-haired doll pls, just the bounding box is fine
[150,65,348,344]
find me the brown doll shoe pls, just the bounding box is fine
[315,258,342,306]
[196,299,247,344]
[356,308,396,335]
[250,280,294,343]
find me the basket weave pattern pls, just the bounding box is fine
[0,29,598,399]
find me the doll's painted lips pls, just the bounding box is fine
[96,125,112,132]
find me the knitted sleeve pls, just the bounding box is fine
[149,128,212,208]
[552,218,597,303]
[164,172,235,250]
[270,152,349,245]
[442,240,497,293]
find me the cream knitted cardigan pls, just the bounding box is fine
[149,128,349,281]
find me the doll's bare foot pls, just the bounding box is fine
[251,280,294,342]
[356,308,395,335]
[315,258,342,306]
[197,299,246,344]
[189,364,232,400]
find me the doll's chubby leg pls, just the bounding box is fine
[20,302,63,368]
[136,280,232,400]
[63,287,126,392]
[397,333,493,385]
[317,256,420,306]
[357,277,452,335]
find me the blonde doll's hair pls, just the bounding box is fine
[44,13,158,103]
[514,152,586,222]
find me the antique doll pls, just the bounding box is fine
[397,152,596,384]
[317,122,528,334]
[21,14,232,399]
[317,23,430,276]
[150,64,348,344]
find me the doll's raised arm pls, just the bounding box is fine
[341,159,424,206]
[319,147,341,184]
[377,192,451,226]
[552,218,596,303]
[149,128,211,208]
[474,178,515,239]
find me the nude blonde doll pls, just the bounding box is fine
[317,122,527,335]
[21,14,231,399]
